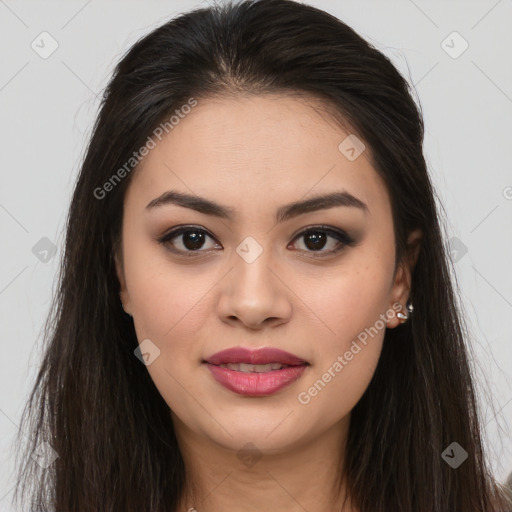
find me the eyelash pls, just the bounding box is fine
[157,225,355,258]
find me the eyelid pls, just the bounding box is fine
[157,225,220,255]
[289,225,355,257]
[290,225,354,245]
[157,224,355,256]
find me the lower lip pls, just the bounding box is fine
[204,363,307,396]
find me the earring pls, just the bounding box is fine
[397,298,413,324]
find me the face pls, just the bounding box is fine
[116,94,417,456]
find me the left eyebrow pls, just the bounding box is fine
[146,189,369,223]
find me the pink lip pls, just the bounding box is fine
[205,347,307,366]
[203,347,308,396]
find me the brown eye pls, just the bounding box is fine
[158,224,355,257]
[290,226,354,256]
[302,231,328,251]
[158,227,220,254]
[178,230,207,250]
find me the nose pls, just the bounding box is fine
[216,246,293,330]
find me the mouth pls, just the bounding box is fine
[215,362,296,372]
[203,347,309,396]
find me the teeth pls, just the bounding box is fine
[218,363,288,372]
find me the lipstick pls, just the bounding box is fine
[204,347,308,396]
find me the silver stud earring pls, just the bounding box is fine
[397,298,413,324]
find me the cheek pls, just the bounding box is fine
[123,231,212,342]
[297,333,384,425]
[294,265,391,412]
[300,263,393,351]
[131,273,201,337]
[126,266,210,419]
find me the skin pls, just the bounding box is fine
[115,93,422,512]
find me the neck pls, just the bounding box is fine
[173,415,356,512]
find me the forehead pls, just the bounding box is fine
[127,93,390,218]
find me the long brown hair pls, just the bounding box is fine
[13,0,512,510]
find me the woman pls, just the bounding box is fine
[13,0,512,510]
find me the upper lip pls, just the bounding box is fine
[204,347,308,366]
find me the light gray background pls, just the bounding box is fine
[1,0,511,509]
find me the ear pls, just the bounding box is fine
[386,228,422,328]
[114,243,131,316]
